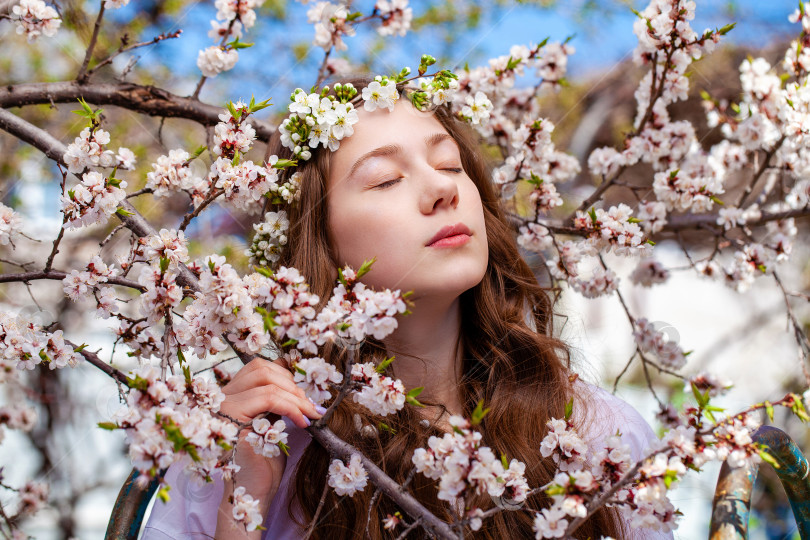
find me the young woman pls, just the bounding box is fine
[142,82,671,539]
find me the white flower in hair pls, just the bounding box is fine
[362,79,400,112]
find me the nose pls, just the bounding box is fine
[418,167,459,214]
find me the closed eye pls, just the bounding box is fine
[442,167,464,173]
[374,177,402,189]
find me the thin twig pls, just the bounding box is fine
[318,347,356,426]
[77,2,107,83]
[67,339,129,386]
[88,30,183,76]
[178,189,224,231]
[395,517,423,540]
[0,270,145,291]
[301,481,331,540]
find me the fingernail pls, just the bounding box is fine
[304,417,311,427]
[315,405,327,415]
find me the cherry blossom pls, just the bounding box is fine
[60,171,127,229]
[10,0,61,41]
[0,203,22,246]
[327,453,368,496]
[246,417,289,458]
[197,46,239,78]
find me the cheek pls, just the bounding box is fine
[327,194,407,269]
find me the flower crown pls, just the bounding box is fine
[247,60,493,268]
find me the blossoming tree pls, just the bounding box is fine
[0,0,809,538]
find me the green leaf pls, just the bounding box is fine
[376,356,395,373]
[294,365,307,376]
[500,452,508,469]
[248,96,272,113]
[278,441,290,456]
[760,449,781,469]
[717,22,736,35]
[564,397,574,421]
[177,348,186,365]
[227,37,253,49]
[765,401,774,422]
[73,343,88,353]
[254,266,274,278]
[406,387,425,408]
[271,158,297,169]
[378,421,397,435]
[587,207,598,226]
[191,145,207,160]
[356,258,376,280]
[471,399,491,426]
[156,485,171,503]
[663,469,679,488]
[281,339,298,347]
[97,421,119,430]
[182,364,192,385]
[691,382,709,408]
[159,257,170,274]
[115,207,134,217]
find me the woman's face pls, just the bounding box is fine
[326,100,489,301]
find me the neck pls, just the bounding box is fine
[383,295,465,418]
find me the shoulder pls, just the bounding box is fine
[571,380,658,462]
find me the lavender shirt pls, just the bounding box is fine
[141,384,674,539]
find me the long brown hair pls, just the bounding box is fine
[266,80,624,539]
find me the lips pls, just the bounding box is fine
[426,223,472,247]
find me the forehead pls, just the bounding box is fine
[329,100,452,171]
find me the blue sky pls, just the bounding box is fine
[102,0,799,107]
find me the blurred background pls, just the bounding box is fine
[0,0,807,538]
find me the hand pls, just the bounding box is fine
[216,357,324,537]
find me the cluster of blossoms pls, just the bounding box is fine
[291,354,343,405]
[307,1,355,51]
[197,0,261,77]
[536,416,678,537]
[327,453,369,496]
[412,416,530,510]
[350,362,406,416]
[10,0,61,41]
[375,0,413,37]
[632,318,687,370]
[230,486,264,531]
[15,481,49,517]
[63,127,135,174]
[209,157,282,213]
[630,259,669,287]
[246,210,290,266]
[213,101,257,159]
[145,149,202,198]
[60,171,127,229]
[62,254,117,300]
[245,417,289,458]
[301,266,408,351]
[279,83,363,160]
[178,255,267,357]
[0,203,23,246]
[0,403,37,442]
[109,365,235,483]
[573,204,649,256]
[0,312,80,371]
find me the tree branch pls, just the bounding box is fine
[0,81,275,140]
[0,270,145,291]
[77,2,107,83]
[67,339,129,386]
[308,424,456,540]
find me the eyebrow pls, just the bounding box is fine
[344,132,457,180]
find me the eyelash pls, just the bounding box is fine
[373,168,463,190]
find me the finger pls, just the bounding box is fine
[223,359,299,396]
[221,385,320,429]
